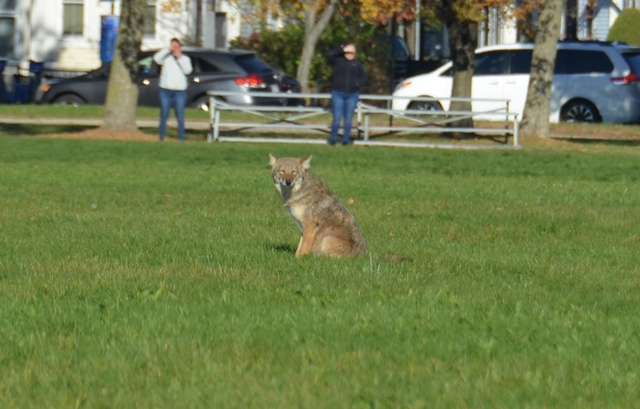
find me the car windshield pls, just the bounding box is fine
[85,63,110,79]
[622,52,640,74]
[234,55,273,74]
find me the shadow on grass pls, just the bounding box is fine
[0,124,95,135]
[365,130,512,145]
[561,138,640,147]
[0,124,210,142]
[267,243,296,254]
[138,127,209,141]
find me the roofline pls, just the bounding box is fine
[476,40,640,53]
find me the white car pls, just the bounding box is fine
[392,42,640,123]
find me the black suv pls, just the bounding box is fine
[36,48,302,108]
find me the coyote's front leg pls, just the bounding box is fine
[295,222,320,257]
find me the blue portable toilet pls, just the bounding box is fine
[100,16,119,63]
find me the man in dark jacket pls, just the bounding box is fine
[326,43,367,145]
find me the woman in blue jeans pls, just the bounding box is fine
[153,38,193,141]
[326,43,368,145]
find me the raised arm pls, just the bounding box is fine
[153,48,171,65]
[326,47,344,65]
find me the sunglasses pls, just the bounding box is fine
[345,51,355,55]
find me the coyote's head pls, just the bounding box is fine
[269,154,312,197]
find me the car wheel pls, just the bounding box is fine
[190,95,211,112]
[52,94,85,106]
[561,100,601,123]
[408,100,443,112]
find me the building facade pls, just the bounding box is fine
[0,0,243,72]
[1,0,639,75]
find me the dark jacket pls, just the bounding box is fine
[326,47,368,93]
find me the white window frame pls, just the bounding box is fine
[144,1,156,37]
[62,0,84,37]
[0,0,17,59]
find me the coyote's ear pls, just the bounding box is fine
[300,155,313,170]
[269,153,278,166]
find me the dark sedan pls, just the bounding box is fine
[36,48,302,109]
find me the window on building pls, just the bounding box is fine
[0,0,16,58]
[0,0,17,9]
[63,0,84,36]
[144,2,156,35]
[0,17,14,58]
[215,12,226,48]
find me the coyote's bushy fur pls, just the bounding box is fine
[269,154,367,258]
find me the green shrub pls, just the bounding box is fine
[607,8,640,45]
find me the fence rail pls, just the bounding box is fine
[206,91,520,149]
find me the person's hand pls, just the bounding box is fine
[343,44,356,60]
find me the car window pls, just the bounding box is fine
[138,56,159,76]
[394,37,411,60]
[555,50,613,74]
[86,64,110,79]
[622,52,640,74]
[195,57,220,74]
[441,67,453,77]
[509,50,532,74]
[474,51,508,76]
[234,55,273,74]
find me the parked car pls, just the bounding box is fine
[392,41,640,123]
[35,48,302,109]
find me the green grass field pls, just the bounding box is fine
[2,134,640,408]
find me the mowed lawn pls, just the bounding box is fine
[2,135,640,408]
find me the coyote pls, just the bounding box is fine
[269,154,367,258]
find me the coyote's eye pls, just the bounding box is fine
[279,170,285,175]
[292,171,297,176]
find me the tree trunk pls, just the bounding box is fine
[296,0,337,93]
[103,0,147,131]
[520,0,564,139]
[445,15,478,130]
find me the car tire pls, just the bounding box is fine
[190,95,211,112]
[408,100,443,112]
[560,100,601,123]
[52,94,85,106]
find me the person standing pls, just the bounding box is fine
[153,38,193,141]
[326,43,367,146]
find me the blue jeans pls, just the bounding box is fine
[159,88,187,141]
[330,90,359,143]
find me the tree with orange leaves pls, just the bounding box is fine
[359,0,417,23]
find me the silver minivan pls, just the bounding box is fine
[392,42,640,123]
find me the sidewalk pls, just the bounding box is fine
[0,117,211,130]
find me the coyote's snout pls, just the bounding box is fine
[269,154,367,258]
